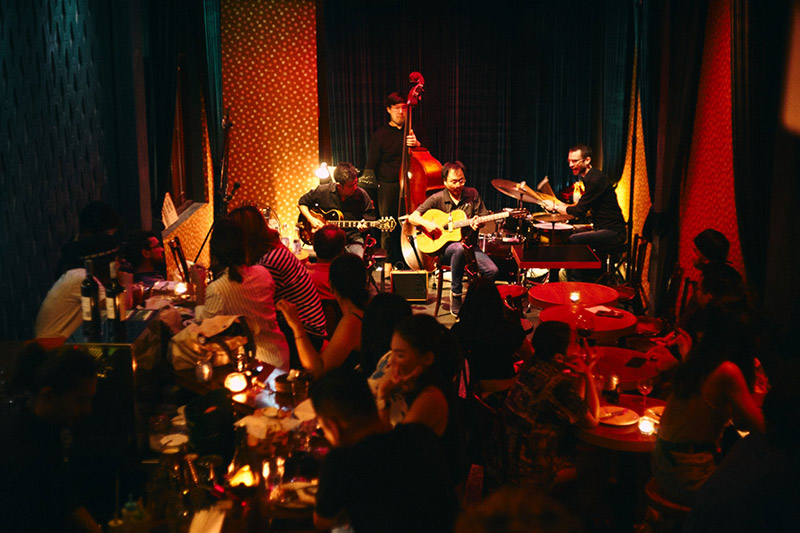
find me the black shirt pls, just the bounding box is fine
[299,182,376,242]
[364,123,405,183]
[316,423,458,532]
[565,168,626,235]
[415,187,489,243]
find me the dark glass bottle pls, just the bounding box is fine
[81,259,101,342]
[106,261,126,341]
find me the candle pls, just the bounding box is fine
[225,372,248,393]
[638,416,656,435]
[569,291,580,303]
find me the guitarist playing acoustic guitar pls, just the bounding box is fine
[407,161,499,315]
[299,162,376,258]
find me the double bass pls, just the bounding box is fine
[398,72,443,271]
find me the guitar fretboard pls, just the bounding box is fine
[449,211,512,230]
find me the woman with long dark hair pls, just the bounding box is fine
[652,303,765,504]
[278,253,369,379]
[193,218,289,370]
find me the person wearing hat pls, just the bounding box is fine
[693,228,730,269]
[35,233,122,340]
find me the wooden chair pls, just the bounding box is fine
[635,264,686,337]
[612,234,650,314]
[643,478,691,532]
[433,243,478,317]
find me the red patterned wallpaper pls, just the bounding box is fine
[220,0,320,237]
[679,0,743,279]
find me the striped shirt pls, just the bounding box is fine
[195,265,290,370]
[258,245,327,337]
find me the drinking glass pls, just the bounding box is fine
[637,377,654,408]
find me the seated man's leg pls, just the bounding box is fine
[566,230,622,281]
[474,250,499,281]
[442,243,466,315]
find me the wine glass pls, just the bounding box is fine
[637,377,654,408]
[575,310,594,359]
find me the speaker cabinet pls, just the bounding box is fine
[391,270,429,302]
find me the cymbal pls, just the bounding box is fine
[531,212,574,223]
[492,179,540,203]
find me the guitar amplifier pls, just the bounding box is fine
[391,270,429,302]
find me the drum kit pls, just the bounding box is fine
[483,179,585,252]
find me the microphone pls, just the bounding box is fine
[224,182,241,202]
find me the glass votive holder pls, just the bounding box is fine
[638,415,657,436]
[225,372,248,393]
[195,356,213,383]
[569,291,580,303]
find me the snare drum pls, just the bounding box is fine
[533,222,574,245]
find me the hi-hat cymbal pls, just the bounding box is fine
[531,212,574,223]
[492,179,540,203]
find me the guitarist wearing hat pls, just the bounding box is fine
[299,162,376,258]
[408,161,499,315]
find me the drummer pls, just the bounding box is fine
[553,144,626,259]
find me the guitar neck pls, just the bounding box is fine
[451,211,510,229]
[331,220,372,228]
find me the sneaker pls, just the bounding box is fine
[450,293,463,316]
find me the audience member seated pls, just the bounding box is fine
[228,205,327,367]
[692,228,730,269]
[278,253,369,379]
[652,305,765,505]
[0,344,101,532]
[683,361,800,531]
[311,368,458,532]
[307,224,346,300]
[122,230,166,286]
[55,201,121,277]
[370,314,469,485]
[358,292,412,376]
[192,218,290,370]
[35,233,119,339]
[503,321,600,490]
[455,486,582,533]
[451,278,532,401]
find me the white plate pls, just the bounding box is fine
[275,481,317,508]
[599,406,640,426]
[644,405,665,421]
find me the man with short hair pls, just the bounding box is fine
[364,92,421,271]
[307,224,346,299]
[299,162,375,257]
[555,144,626,251]
[311,368,458,532]
[0,345,101,532]
[123,230,166,286]
[408,161,498,315]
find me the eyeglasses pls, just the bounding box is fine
[447,178,466,185]
[389,104,406,111]
[567,158,585,164]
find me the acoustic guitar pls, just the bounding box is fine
[412,209,526,255]
[297,208,396,245]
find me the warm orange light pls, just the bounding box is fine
[228,465,258,487]
[224,372,248,393]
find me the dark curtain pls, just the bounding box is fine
[321,0,635,212]
[730,0,791,295]
[636,0,708,314]
[143,0,181,221]
[601,1,635,184]
[201,0,225,217]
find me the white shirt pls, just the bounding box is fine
[195,265,290,370]
[35,268,106,339]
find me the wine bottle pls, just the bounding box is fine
[81,259,101,342]
[106,261,126,341]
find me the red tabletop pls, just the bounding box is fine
[537,304,636,343]
[592,346,676,391]
[575,394,665,453]
[497,284,527,300]
[528,282,619,308]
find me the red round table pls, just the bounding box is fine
[537,304,637,343]
[575,394,666,453]
[592,346,677,391]
[528,281,619,309]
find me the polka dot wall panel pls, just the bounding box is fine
[220,0,319,236]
